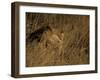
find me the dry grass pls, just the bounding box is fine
[26,13,89,67]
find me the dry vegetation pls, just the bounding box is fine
[26,13,89,67]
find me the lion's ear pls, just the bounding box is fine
[59,32,64,40]
[61,32,64,36]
